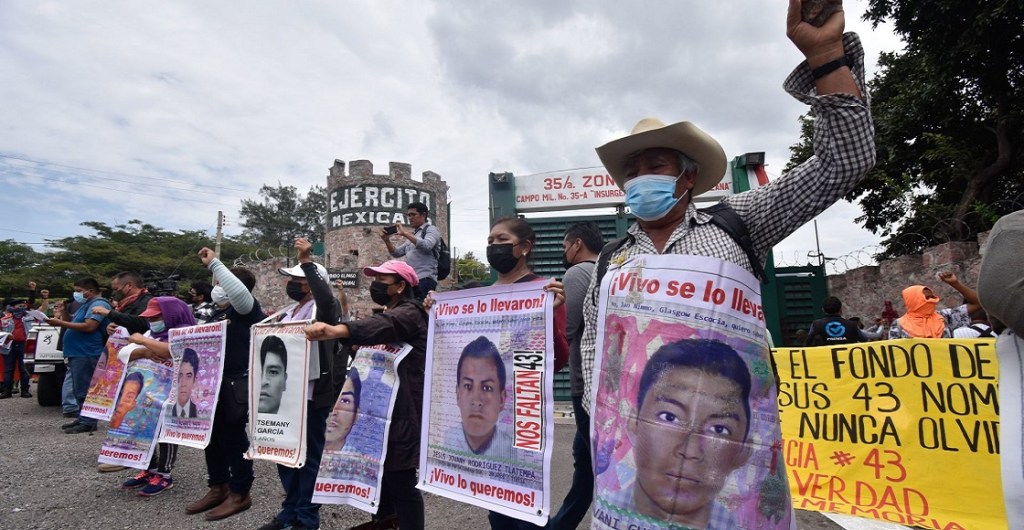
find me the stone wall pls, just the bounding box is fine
[826,232,991,321]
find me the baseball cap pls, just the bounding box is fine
[139,298,162,318]
[362,260,419,287]
[279,262,329,280]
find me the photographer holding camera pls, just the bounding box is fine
[379,202,440,300]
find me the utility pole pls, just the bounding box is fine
[214,211,224,259]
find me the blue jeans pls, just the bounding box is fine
[68,356,99,426]
[546,396,593,529]
[2,342,31,392]
[417,277,437,301]
[62,367,79,413]
[276,404,330,528]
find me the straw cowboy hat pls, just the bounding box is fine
[595,118,727,196]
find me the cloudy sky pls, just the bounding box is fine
[1,1,903,271]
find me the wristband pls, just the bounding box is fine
[811,55,851,80]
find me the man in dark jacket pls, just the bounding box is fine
[257,238,347,530]
[97,271,154,335]
[805,296,862,346]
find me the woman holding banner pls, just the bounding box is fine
[113,296,196,497]
[305,259,427,530]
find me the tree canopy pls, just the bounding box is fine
[786,0,1024,256]
[456,251,490,283]
[239,184,327,248]
[0,220,255,300]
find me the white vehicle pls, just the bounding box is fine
[24,324,65,406]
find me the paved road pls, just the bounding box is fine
[1,389,853,529]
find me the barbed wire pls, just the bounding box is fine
[232,246,326,268]
[774,198,1024,275]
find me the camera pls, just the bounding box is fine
[384,225,398,235]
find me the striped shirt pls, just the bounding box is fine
[581,33,876,414]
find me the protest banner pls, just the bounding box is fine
[419,282,554,525]
[312,342,411,512]
[157,320,227,449]
[97,352,174,470]
[996,334,1023,530]
[591,254,788,530]
[772,338,1007,530]
[81,327,131,421]
[246,320,312,468]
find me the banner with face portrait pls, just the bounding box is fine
[419,282,554,525]
[97,355,175,469]
[81,327,131,421]
[312,342,412,512]
[246,320,312,468]
[592,254,792,530]
[156,321,228,449]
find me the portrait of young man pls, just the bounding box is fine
[258,336,288,415]
[443,335,513,460]
[615,338,753,530]
[174,348,200,419]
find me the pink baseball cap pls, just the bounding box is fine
[363,260,419,287]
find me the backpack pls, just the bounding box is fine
[593,203,764,304]
[436,237,452,281]
[968,324,994,338]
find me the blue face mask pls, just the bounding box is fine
[623,173,688,221]
[73,292,86,304]
[149,320,166,334]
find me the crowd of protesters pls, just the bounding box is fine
[3,1,1022,527]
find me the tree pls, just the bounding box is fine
[0,240,43,298]
[786,1,1024,256]
[239,184,327,248]
[35,220,256,297]
[456,251,490,283]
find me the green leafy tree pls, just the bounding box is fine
[786,1,1024,256]
[456,251,490,283]
[38,220,255,297]
[239,184,327,248]
[0,240,43,298]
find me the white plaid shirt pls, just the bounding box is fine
[581,33,876,414]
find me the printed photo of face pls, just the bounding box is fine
[175,348,200,418]
[628,339,752,528]
[456,337,507,453]
[111,373,143,429]
[325,367,361,453]
[259,336,288,414]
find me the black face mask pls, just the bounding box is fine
[562,241,579,270]
[487,243,521,274]
[285,281,307,302]
[369,281,393,306]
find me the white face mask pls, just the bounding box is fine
[210,285,229,307]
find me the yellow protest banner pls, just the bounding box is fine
[772,339,1006,530]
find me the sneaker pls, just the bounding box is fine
[0,391,12,399]
[61,419,81,430]
[64,423,97,434]
[98,463,128,473]
[257,518,293,530]
[121,470,154,490]
[21,390,32,398]
[138,474,173,497]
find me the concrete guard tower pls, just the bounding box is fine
[324,159,449,318]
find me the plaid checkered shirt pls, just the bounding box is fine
[581,32,876,415]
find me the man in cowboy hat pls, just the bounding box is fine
[580,1,876,414]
